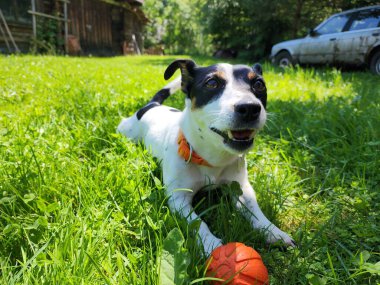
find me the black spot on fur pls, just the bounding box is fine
[150,88,171,105]
[136,102,160,120]
[253,63,263,76]
[164,59,197,81]
[163,60,267,109]
[169,108,180,112]
[189,65,224,108]
[232,66,253,83]
[164,59,197,95]
[190,64,267,109]
[232,65,267,109]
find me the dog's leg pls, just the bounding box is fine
[236,180,296,247]
[167,190,223,255]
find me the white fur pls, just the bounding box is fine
[166,76,181,94]
[117,64,295,255]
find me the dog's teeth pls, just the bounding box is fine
[228,131,234,139]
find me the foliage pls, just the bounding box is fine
[0,55,379,284]
[30,17,63,55]
[144,0,379,58]
[203,0,380,59]
[143,0,211,55]
[159,228,190,285]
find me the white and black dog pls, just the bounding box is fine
[117,59,295,255]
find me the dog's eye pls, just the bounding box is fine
[252,80,265,92]
[205,78,219,89]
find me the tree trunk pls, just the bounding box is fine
[293,0,304,38]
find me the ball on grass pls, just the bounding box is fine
[206,242,269,285]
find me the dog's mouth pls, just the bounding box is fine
[228,129,255,140]
[210,127,256,151]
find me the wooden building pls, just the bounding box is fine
[0,0,147,55]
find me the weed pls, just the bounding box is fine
[0,56,379,284]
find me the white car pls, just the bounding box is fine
[270,5,380,74]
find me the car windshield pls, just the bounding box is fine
[315,14,350,35]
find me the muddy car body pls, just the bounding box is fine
[271,6,380,74]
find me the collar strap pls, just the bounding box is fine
[177,130,212,167]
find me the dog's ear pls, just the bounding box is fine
[252,63,263,76]
[164,59,197,80]
[164,59,197,94]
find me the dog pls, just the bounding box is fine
[117,59,296,255]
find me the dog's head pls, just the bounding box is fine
[165,59,267,154]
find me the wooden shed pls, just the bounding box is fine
[0,0,147,55]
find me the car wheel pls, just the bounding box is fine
[369,50,380,75]
[274,51,294,68]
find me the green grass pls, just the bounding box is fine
[0,55,379,284]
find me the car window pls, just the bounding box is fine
[316,14,350,35]
[349,9,380,31]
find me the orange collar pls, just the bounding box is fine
[177,130,212,167]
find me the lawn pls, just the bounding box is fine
[0,55,379,284]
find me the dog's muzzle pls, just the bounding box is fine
[234,102,261,123]
[210,127,256,152]
[209,102,262,152]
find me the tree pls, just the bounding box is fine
[143,0,211,55]
[144,0,380,59]
[203,0,293,59]
[204,0,380,60]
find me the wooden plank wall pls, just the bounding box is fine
[68,0,113,54]
[0,22,32,53]
[0,0,33,53]
[0,0,145,55]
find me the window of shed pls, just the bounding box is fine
[0,0,32,24]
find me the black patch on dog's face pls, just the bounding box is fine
[189,64,267,109]
[188,65,225,108]
[232,65,267,109]
[163,60,267,110]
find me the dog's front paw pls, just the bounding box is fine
[202,235,223,256]
[266,227,296,248]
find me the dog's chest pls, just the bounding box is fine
[190,160,242,188]
[197,167,225,184]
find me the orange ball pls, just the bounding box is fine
[206,242,269,285]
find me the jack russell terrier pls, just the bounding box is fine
[117,59,295,255]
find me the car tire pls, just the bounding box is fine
[274,51,294,68]
[369,50,380,75]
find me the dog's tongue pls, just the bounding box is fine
[231,130,253,140]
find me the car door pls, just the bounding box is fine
[299,14,352,64]
[334,8,380,65]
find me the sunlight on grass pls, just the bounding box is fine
[1,55,379,284]
[266,67,356,101]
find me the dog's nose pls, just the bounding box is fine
[234,102,261,122]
